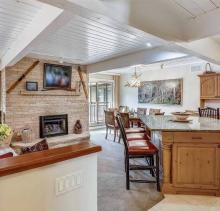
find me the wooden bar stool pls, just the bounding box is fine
[119,112,146,143]
[116,114,160,191]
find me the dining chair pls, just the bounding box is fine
[119,106,129,113]
[137,108,147,116]
[108,108,118,112]
[198,107,220,119]
[116,114,160,191]
[104,110,119,142]
[119,112,130,128]
[149,108,161,115]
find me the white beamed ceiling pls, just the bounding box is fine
[30,14,165,65]
[0,0,42,58]
[1,0,220,68]
[170,0,220,19]
[30,0,220,66]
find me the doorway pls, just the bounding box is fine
[89,82,114,127]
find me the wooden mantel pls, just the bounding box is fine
[20,90,80,96]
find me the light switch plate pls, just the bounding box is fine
[56,171,83,196]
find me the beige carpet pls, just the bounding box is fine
[90,129,163,211]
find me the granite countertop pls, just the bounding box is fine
[140,115,220,132]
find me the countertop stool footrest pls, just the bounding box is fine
[129,164,156,170]
[130,179,157,183]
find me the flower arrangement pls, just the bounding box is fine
[0,124,12,143]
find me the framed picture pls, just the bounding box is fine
[43,63,72,90]
[138,78,183,105]
[26,81,38,91]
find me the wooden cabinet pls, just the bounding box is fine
[217,75,220,96]
[199,73,220,107]
[173,143,220,190]
[200,75,218,98]
[162,131,220,196]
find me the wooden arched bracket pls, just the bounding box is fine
[7,60,40,94]
[77,66,88,99]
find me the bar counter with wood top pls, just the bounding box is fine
[140,115,220,196]
[0,141,102,211]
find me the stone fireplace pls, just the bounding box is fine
[5,57,89,140]
[40,114,68,138]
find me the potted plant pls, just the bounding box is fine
[0,124,12,148]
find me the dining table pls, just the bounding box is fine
[139,114,220,196]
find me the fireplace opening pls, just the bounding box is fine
[39,114,68,138]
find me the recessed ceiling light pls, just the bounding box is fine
[59,58,64,64]
[146,42,152,47]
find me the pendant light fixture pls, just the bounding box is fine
[125,66,142,88]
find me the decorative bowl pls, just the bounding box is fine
[171,112,191,121]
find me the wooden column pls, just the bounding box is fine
[162,143,172,183]
[7,60,39,94]
[113,75,120,108]
[161,132,174,193]
[1,68,6,123]
[77,66,88,99]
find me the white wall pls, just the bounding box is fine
[120,64,220,114]
[0,154,98,211]
[89,73,115,82]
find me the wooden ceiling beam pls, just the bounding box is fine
[7,60,39,94]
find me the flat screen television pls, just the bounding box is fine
[43,63,72,89]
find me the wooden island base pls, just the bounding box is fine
[140,115,220,196]
[162,131,220,196]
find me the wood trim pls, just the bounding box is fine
[0,68,6,123]
[20,90,80,96]
[7,60,39,94]
[77,66,88,99]
[200,97,220,99]
[198,73,220,77]
[0,141,101,177]
[162,183,219,196]
[173,132,220,144]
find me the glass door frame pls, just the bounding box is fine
[89,81,115,127]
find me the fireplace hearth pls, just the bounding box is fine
[40,114,68,138]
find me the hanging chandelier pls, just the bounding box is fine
[124,66,142,88]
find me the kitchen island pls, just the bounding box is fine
[140,115,220,196]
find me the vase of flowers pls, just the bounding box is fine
[0,124,13,149]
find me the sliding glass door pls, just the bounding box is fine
[89,82,114,126]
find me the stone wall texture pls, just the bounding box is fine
[5,57,88,139]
